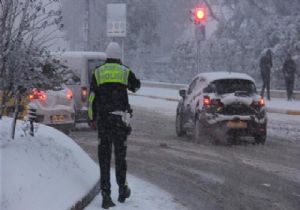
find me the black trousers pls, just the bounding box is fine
[97,115,128,195]
[261,79,270,100]
[285,78,295,100]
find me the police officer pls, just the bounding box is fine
[282,53,297,101]
[88,42,140,209]
[260,49,273,100]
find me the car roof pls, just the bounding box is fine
[195,71,255,83]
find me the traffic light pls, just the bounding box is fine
[190,7,206,24]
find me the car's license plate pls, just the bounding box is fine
[52,115,64,123]
[227,121,247,129]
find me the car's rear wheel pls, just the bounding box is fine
[176,113,186,137]
[193,118,206,143]
[255,135,266,145]
[194,118,216,145]
[193,118,200,141]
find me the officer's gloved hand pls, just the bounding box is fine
[128,108,133,118]
[126,125,132,136]
[88,121,97,130]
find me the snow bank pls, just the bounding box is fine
[0,117,99,210]
[266,98,300,111]
[268,113,300,142]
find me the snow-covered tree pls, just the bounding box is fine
[0,0,66,117]
[0,0,65,92]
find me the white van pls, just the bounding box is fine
[52,51,107,122]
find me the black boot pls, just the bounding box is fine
[118,186,131,203]
[102,192,116,209]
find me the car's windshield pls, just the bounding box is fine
[211,79,257,95]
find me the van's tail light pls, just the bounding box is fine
[81,87,88,102]
[66,89,73,100]
[29,89,47,102]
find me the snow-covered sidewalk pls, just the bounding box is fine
[85,171,186,210]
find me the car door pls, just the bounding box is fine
[190,77,207,112]
[184,77,200,117]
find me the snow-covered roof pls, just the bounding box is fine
[196,71,255,83]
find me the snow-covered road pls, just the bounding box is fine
[71,99,300,210]
[85,170,186,210]
[4,86,297,210]
[74,91,300,210]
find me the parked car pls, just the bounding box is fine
[28,86,75,134]
[176,72,267,144]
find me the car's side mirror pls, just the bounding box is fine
[179,89,186,98]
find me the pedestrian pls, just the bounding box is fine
[282,53,297,101]
[259,49,273,100]
[88,42,141,209]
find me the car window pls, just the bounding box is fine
[212,79,257,95]
[187,78,199,94]
[203,83,217,93]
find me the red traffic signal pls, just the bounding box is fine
[191,7,206,24]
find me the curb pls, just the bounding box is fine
[266,108,300,116]
[141,80,300,100]
[130,93,300,116]
[70,179,100,210]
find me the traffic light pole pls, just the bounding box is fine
[195,24,205,73]
[84,0,90,51]
[196,40,200,74]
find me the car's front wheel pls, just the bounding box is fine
[175,113,186,137]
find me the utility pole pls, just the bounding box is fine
[107,3,127,62]
[84,0,90,51]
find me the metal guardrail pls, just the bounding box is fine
[141,80,300,100]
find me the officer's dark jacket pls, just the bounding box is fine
[88,59,140,121]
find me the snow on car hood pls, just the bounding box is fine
[220,93,254,106]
